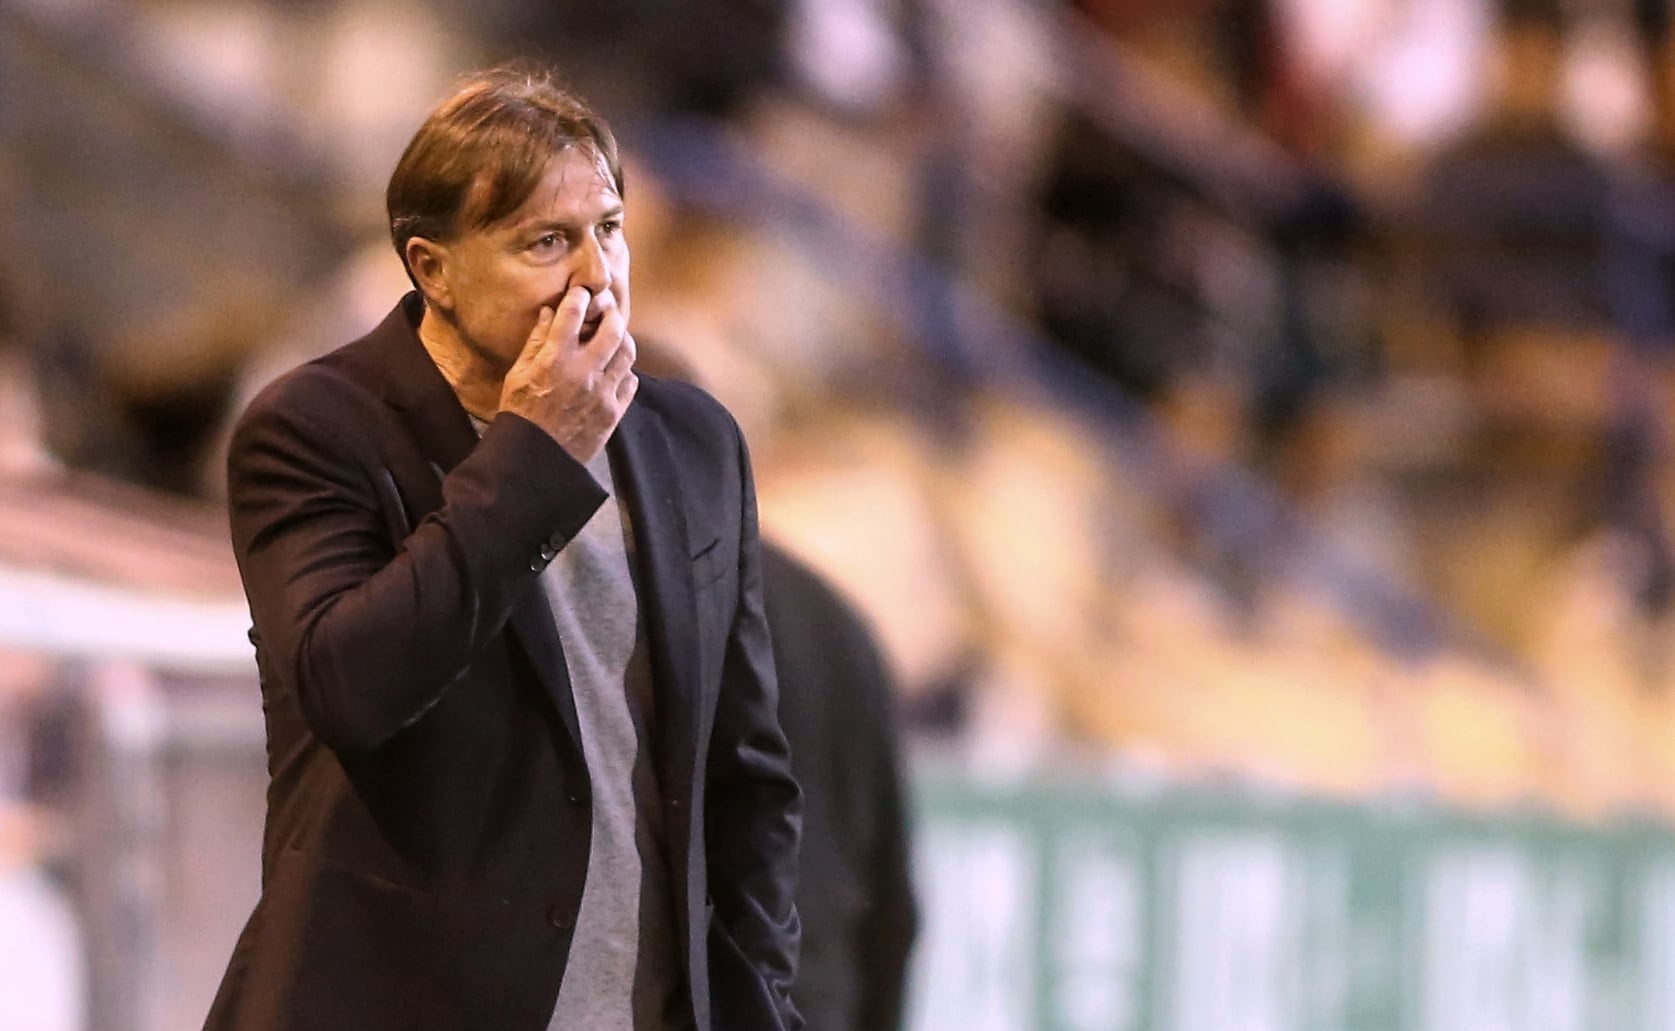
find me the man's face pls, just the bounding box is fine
[428,146,629,370]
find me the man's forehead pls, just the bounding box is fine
[456,142,620,236]
[515,148,620,219]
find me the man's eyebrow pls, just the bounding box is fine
[513,205,626,233]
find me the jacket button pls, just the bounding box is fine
[548,905,574,930]
[568,792,588,806]
[539,543,558,562]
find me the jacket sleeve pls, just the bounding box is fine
[226,370,605,753]
[703,420,805,1031]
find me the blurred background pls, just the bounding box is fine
[9,0,1675,1026]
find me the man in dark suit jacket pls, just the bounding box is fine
[206,66,802,1031]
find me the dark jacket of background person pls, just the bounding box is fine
[763,543,918,1030]
[205,294,802,1031]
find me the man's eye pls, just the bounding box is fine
[599,220,622,237]
[532,233,562,251]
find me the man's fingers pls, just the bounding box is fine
[602,340,634,383]
[513,306,557,368]
[556,285,592,344]
[581,306,628,369]
[604,332,636,375]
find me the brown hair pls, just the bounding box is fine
[386,64,624,279]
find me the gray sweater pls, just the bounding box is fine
[532,445,687,1030]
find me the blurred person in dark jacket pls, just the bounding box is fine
[763,543,919,1030]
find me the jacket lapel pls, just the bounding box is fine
[367,294,476,503]
[372,294,584,753]
[609,397,701,808]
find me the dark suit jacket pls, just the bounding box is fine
[763,545,917,1031]
[206,294,802,1031]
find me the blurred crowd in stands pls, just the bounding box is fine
[10,0,1675,873]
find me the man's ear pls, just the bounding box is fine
[404,237,453,310]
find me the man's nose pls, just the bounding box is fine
[570,236,612,296]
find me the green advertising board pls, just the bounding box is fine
[907,775,1675,1031]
